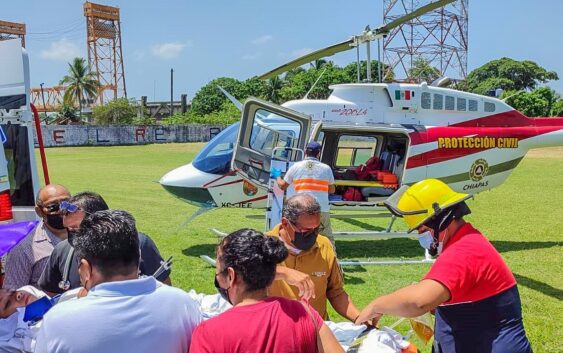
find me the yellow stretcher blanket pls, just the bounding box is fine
[334,180,385,187]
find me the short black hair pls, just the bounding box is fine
[282,193,321,224]
[218,228,288,292]
[74,210,140,278]
[69,192,109,214]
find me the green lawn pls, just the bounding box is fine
[37,144,562,352]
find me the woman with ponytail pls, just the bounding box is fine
[189,228,343,353]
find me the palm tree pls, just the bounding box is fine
[60,57,101,120]
[265,76,284,104]
[310,59,327,70]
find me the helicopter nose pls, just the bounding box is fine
[159,163,216,207]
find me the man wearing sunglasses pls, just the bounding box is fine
[266,193,362,323]
[38,192,171,296]
[3,185,70,290]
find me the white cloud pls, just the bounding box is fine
[242,52,261,60]
[252,35,273,45]
[40,38,82,61]
[291,48,314,58]
[151,41,191,59]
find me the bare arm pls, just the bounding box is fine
[277,177,289,191]
[355,279,450,325]
[328,291,360,322]
[319,323,345,353]
[328,184,336,194]
[162,276,172,285]
[275,265,316,299]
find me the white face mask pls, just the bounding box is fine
[436,242,444,256]
[417,231,434,250]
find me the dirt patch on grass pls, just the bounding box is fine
[525,147,563,159]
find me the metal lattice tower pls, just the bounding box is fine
[84,1,126,104]
[0,20,26,47]
[382,0,468,82]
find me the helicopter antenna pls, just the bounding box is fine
[304,67,328,99]
[356,45,361,82]
[365,25,372,82]
[377,38,382,83]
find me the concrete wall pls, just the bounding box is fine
[34,125,226,147]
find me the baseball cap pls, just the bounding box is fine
[306,141,322,153]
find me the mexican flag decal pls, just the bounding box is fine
[395,90,414,100]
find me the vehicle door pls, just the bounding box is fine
[231,98,312,188]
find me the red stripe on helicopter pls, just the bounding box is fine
[239,195,268,204]
[203,168,240,188]
[406,125,563,169]
[208,179,244,188]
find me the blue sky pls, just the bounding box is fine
[4,0,563,101]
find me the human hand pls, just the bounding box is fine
[279,267,316,300]
[270,168,282,179]
[77,287,89,298]
[355,309,383,328]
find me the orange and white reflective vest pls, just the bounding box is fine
[283,157,334,212]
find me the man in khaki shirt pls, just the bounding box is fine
[266,193,360,321]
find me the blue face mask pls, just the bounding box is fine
[418,231,434,250]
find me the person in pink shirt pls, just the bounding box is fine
[189,228,344,353]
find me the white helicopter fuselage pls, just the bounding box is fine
[159,83,563,210]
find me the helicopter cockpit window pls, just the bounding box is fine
[192,122,239,175]
[421,92,431,109]
[445,96,455,110]
[457,97,467,111]
[250,110,300,160]
[468,99,478,112]
[433,94,443,110]
[335,135,377,167]
[484,102,496,113]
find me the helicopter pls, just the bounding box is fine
[159,0,563,263]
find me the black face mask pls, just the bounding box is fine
[67,230,78,246]
[45,214,65,230]
[214,276,232,305]
[292,227,319,251]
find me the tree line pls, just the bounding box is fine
[55,57,562,125]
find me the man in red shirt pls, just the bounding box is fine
[356,179,532,353]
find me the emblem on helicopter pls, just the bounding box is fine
[469,159,489,182]
[243,180,258,196]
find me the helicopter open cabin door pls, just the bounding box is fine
[232,98,312,228]
[232,97,312,185]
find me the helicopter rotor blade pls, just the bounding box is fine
[258,39,354,80]
[258,0,455,80]
[375,0,455,36]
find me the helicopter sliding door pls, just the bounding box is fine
[231,98,312,188]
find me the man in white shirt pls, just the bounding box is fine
[34,210,202,353]
[277,141,336,244]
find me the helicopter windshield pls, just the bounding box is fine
[192,115,301,175]
[192,122,239,175]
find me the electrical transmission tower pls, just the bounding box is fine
[382,0,468,82]
[84,1,126,104]
[0,20,26,47]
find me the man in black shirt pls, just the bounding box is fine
[38,191,171,296]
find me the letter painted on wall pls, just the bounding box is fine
[135,128,147,142]
[53,130,65,144]
[96,129,109,143]
[154,127,166,141]
[209,127,222,140]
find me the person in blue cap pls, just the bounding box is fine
[276,141,336,245]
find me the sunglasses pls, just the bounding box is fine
[42,203,60,213]
[59,201,81,215]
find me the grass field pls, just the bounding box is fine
[37,144,562,352]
